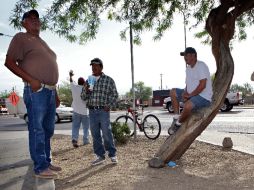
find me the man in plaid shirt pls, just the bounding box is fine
[86,58,118,166]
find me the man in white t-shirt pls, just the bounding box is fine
[69,71,90,147]
[169,47,213,135]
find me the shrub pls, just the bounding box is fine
[111,121,131,144]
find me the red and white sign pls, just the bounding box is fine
[9,92,19,106]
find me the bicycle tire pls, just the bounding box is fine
[143,114,161,140]
[115,115,135,136]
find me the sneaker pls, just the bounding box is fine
[35,168,58,179]
[110,156,118,164]
[168,121,181,135]
[168,127,175,135]
[49,164,62,172]
[91,156,105,166]
[175,121,181,128]
[168,118,177,135]
[72,139,79,148]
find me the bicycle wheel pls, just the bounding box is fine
[143,114,161,140]
[115,115,135,136]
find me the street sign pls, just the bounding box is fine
[9,92,19,106]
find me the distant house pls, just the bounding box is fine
[152,90,170,106]
[0,98,8,114]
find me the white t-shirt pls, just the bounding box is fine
[70,82,88,115]
[186,60,213,101]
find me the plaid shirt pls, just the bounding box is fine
[86,73,118,108]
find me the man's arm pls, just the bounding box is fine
[5,55,41,92]
[184,79,207,100]
[69,70,73,83]
[55,91,60,108]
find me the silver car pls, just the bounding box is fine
[19,104,73,123]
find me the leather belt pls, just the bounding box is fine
[88,106,105,110]
[24,82,56,90]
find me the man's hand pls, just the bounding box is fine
[55,94,60,108]
[69,70,74,77]
[30,79,42,92]
[69,70,74,83]
[182,91,191,102]
[84,81,91,92]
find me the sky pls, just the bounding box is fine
[1,0,254,96]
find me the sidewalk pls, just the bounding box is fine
[0,129,253,190]
[0,131,55,190]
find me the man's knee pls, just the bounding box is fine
[183,101,193,111]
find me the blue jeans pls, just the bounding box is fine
[23,86,56,174]
[175,88,211,110]
[89,109,116,158]
[72,112,90,144]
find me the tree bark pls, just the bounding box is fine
[149,3,237,167]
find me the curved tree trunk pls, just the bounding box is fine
[149,3,237,168]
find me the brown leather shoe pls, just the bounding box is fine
[35,168,58,179]
[49,164,62,172]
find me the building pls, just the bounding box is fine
[152,90,170,106]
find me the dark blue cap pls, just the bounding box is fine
[22,9,39,21]
[90,58,103,66]
[180,47,197,56]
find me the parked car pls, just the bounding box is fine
[19,104,73,123]
[220,91,243,112]
[163,91,243,113]
[0,106,8,115]
[163,97,184,113]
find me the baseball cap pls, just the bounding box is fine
[90,58,103,66]
[22,9,39,21]
[180,47,197,56]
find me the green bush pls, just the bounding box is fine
[111,121,131,144]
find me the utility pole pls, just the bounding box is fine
[160,74,163,90]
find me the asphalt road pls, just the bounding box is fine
[0,106,254,134]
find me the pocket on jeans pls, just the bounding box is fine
[33,86,44,93]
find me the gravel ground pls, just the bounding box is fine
[51,134,254,190]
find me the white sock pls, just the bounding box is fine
[175,120,181,126]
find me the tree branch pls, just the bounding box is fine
[232,0,254,18]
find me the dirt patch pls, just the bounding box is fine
[52,134,254,190]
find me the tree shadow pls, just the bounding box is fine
[0,159,36,190]
[0,159,32,172]
[218,110,242,114]
[127,164,250,190]
[55,164,116,189]
[52,147,77,156]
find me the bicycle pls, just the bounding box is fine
[115,104,161,140]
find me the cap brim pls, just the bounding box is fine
[180,52,185,56]
[90,62,102,65]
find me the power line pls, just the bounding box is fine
[0,33,13,37]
